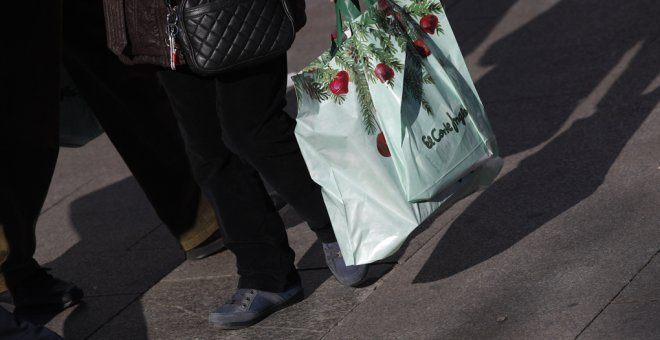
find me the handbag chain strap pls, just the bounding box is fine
[164,0,180,70]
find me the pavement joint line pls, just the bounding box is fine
[162,274,236,282]
[125,222,173,251]
[574,247,660,339]
[150,300,207,321]
[250,325,325,333]
[481,90,593,105]
[609,299,660,305]
[297,262,398,272]
[61,246,183,256]
[80,293,142,299]
[320,280,383,339]
[39,178,95,217]
[85,292,147,339]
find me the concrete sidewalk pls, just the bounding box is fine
[12,0,660,338]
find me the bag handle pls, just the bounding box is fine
[334,0,377,47]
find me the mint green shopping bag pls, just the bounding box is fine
[293,0,502,265]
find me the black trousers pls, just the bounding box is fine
[0,1,62,289]
[157,56,335,292]
[0,0,206,290]
[62,0,201,241]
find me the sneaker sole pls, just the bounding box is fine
[186,238,226,261]
[14,291,84,314]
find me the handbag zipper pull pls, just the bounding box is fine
[166,3,179,70]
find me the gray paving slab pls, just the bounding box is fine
[287,0,336,73]
[324,183,660,339]
[579,301,660,340]
[613,253,660,305]
[453,0,660,53]
[39,179,162,255]
[56,250,183,296]
[127,224,182,252]
[34,135,163,264]
[91,269,375,340]
[578,251,660,340]
[43,135,133,212]
[40,294,141,340]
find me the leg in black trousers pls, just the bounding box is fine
[61,0,219,252]
[0,0,83,312]
[0,0,62,291]
[158,53,370,329]
[158,69,294,291]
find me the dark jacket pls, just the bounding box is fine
[103,0,306,67]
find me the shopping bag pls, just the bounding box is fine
[293,0,502,265]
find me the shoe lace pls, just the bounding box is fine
[227,289,256,308]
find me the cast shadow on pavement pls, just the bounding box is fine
[414,0,660,283]
[58,177,179,339]
[24,174,348,339]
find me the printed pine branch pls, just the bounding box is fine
[370,45,404,72]
[405,1,444,17]
[334,53,354,75]
[293,80,305,106]
[371,11,400,50]
[403,50,435,116]
[350,31,376,71]
[369,28,397,56]
[331,93,347,105]
[316,67,338,86]
[378,15,412,52]
[296,76,329,104]
[421,98,434,115]
[423,72,434,84]
[304,51,333,73]
[352,67,378,135]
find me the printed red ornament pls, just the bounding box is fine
[377,132,391,157]
[378,0,390,12]
[330,71,349,95]
[420,14,439,34]
[336,70,349,82]
[374,64,395,83]
[413,38,431,58]
[394,12,404,24]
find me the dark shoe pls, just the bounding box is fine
[11,268,83,314]
[186,230,226,261]
[208,285,304,329]
[0,307,63,340]
[323,242,368,287]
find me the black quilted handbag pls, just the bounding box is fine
[166,0,297,75]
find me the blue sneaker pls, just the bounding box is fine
[209,285,304,329]
[322,242,368,287]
